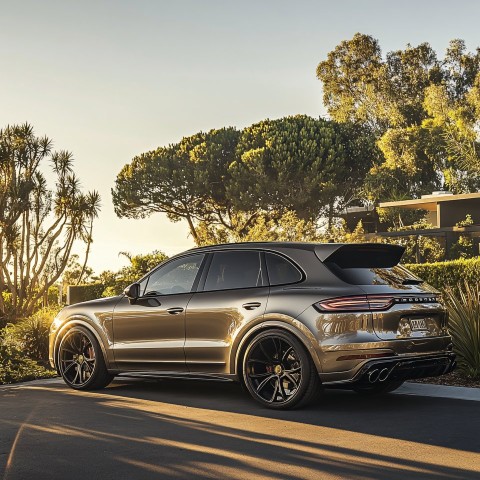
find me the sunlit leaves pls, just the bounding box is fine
[0,124,100,319]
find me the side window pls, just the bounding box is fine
[144,254,204,296]
[204,251,262,291]
[265,252,303,285]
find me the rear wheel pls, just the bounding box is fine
[242,329,321,409]
[353,380,404,395]
[57,326,114,390]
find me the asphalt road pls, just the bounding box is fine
[0,377,479,480]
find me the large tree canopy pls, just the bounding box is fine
[112,127,241,244]
[112,116,376,244]
[318,34,480,200]
[0,124,100,320]
[228,115,377,220]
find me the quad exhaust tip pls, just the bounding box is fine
[368,367,391,383]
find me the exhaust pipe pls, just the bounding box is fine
[368,369,380,383]
[378,368,390,382]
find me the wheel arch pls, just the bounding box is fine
[53,318,112,371]
[233,320,322,379]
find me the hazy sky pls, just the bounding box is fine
[2,0,480,273]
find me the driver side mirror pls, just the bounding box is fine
[124,283,140,303]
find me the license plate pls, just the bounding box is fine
[410,318,428,331]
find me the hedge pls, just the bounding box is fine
[67,283,105,305]
[405,257,480,291]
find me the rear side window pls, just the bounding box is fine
[204,251,263,291]
[265,252,303,286]
[325,262,422,287]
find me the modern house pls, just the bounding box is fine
[342,191,480,259]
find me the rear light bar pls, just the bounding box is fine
[315,294,438,313]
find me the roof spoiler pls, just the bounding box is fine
[315,243,405,268]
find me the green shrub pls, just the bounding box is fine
[405,257,480,291]
[450,236,475,260]
[0,340,56,385]
[3,307,59,364]
[67,283,105,305]
[445,282,480,379]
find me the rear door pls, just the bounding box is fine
[320,244,448,340]
[185,250,269,373]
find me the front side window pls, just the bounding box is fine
[143,254,204,296]
[204,251,262,291]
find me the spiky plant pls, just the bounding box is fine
[445,281,480,379]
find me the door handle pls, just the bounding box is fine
[242,302,261,310]
[166,307,184,315]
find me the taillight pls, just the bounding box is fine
[315,294,395,312]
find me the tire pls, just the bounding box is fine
[57,326,114,390]
[352,380,404,395]
[242,329,321,409]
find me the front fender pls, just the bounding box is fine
[50,314,115,370]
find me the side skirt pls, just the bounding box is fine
[115,371,238,382]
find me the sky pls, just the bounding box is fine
[2,0,480,274]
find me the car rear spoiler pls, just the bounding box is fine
[314,243,405,268]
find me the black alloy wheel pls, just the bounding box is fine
[58,326,114,390]
[243,329,320,409]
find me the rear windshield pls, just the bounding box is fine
[325,262,423,286]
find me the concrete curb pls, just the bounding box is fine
[0,377,62,390]
[395,382,480,402]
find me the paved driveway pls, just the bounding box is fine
[0,378,479,480]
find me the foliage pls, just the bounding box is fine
[405,257,480,291]
[112,116,378,245]
[95,250,169,296]
[61,254,94,289]
[456,214,474,227]
[229,116,377,223]
[376,206,427,230]
[67,283,106,304]
[444,282,480,378]
[195,210,322,245]
[397,235,445,264]
[450,235,475,259]
[317,34,480,134]
[2,307,59,363]
[322,219,368,243]
[0,123,100,321]
[112,127,241,245]
[0,342,56,385]
[317,34,480,201]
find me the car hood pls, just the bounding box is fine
[59,295,123,317]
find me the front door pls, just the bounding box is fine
[185,250,269,374]
[112,253,205,371]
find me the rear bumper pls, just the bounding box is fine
[320,352,456,386]
[352,353,456,386]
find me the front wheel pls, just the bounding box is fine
[57,326,114,390]
[242,329,321,409]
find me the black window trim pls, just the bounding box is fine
[197,249,267,293]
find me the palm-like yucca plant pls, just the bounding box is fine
[445,281,480,378]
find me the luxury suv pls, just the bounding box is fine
[49,242,455,409]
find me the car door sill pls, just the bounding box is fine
[116,371,237,382]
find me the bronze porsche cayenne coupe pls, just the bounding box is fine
[49,242,455,409]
